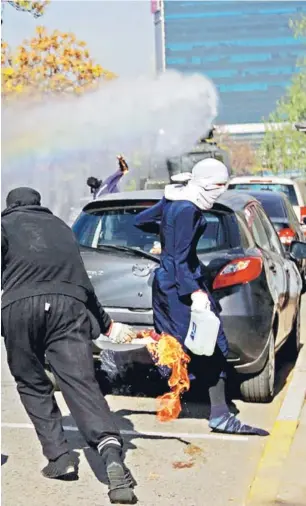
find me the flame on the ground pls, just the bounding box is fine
[137,329,191,422]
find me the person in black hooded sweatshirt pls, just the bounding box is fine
[1,187,137,505]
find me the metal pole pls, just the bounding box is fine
[1,0,5,25]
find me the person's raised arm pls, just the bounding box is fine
[134,198,164,235]
[95,155,129,198]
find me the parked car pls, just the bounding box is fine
[227,176,306,237]
[72,190,306,403]
[230,190,306,288]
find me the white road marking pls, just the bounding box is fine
[1,422,249,441]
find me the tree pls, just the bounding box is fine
[215,132,257,175]
[260,15,306,173]
[7,0,50,17]
[1,0,50,24]
[1,25,117,99]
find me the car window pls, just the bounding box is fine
[255,196,286,218]
[229,183,299,206]
[285,199,300,228]
[236,215,255,249]
[197,213,227,252]
[73,208,158,252]
[296,181,306,202]
[72,207,228,254]
[245,205,271,251]
[255,206,284,256]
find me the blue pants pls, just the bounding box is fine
[152,280,228,381]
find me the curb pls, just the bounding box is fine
[245,342,306,506]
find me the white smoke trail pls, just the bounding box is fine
[1,70,218,220]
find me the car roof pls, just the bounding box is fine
[82,189,258,213]
[90,189,164,202]
[228,176,299,185]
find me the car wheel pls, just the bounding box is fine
[285,299,301,360]
[240,331,275,403]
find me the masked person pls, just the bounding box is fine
[87,155,129,200]
[135,159,269,436]
[1,187,137,504]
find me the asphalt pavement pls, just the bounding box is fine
[1,297,305,506]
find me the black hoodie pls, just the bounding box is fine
[1,187,111,334]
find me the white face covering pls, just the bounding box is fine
[164,158,229,211]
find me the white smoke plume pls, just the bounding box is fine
[1,70,218,221]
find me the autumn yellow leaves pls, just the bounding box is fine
[2,22,117,100]
[7,0,50,18]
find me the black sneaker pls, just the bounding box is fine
[41,453,78,481]
[104,449,137,504]
[108,487,137,505]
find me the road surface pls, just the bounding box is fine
[2,296,305,506]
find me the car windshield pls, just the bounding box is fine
[253,197,286,219]
[228,183,298,206]
[72,205,227,254]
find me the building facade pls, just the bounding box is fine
[153,1,306,124]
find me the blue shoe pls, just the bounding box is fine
[209,412,269,436]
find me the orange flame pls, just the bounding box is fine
[137,329,191,422]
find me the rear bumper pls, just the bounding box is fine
[105,307,153,327]
[102,282,273,375]
[93,329,270,376]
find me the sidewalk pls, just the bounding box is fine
[273,400,306,506]
[246,296,306,506]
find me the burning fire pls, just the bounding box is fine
[137,329,191,422]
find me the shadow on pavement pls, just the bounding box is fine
[58,340,300,485]
[61,410,190,486]
[93,339,298,418]
[96,347,239,400]
[273,502,306,506]
[1,454,8,466]
[274,342,302,397]
[95,349,241,419]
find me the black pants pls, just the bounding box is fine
[189,345,228,386]
[2,294,122,461]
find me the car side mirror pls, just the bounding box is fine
[301,217,306,226]
[289,240,306,260]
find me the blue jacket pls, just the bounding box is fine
[94,170,124,199]
[135,197,228,354]
[135,197,208,297]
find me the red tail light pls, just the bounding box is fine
[301,207,306,238]
[213,257,263,290]
[278,227,295,246]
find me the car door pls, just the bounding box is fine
[285,199,306,270]
[246,203,287,345]
[255,205,300,339]
[284,198,302,240]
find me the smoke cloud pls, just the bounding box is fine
[1,70,218,221]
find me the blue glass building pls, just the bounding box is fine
[154,1,306,124]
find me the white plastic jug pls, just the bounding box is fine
[185,309,220,356]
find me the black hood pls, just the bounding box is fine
[6,187,41,207]
[2,187,52,218]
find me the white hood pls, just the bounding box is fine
[164,158,229,211]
